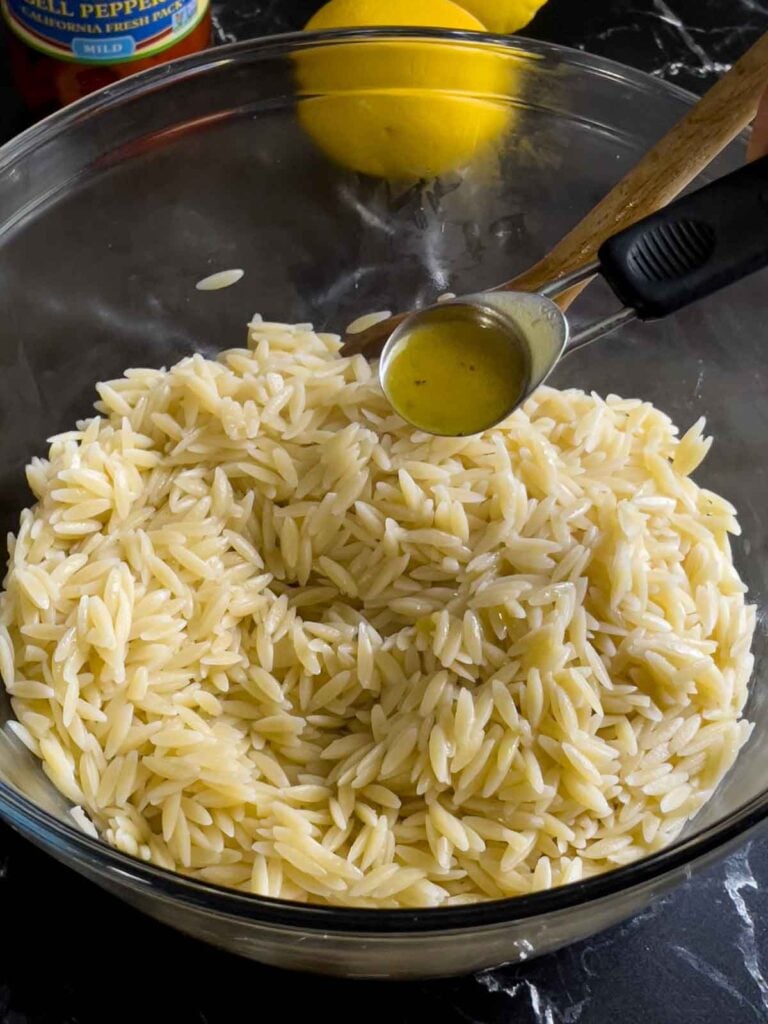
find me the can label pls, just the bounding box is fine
[2,0,208,63]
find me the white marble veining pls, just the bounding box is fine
[725,845,768,1014]
[650,0,732,76]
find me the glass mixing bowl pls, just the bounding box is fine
[0,29,765,980]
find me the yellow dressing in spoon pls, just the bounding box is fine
[381,310,528,436]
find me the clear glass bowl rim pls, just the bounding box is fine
[0,26,762,935]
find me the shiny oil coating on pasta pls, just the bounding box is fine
[0,318,755,907]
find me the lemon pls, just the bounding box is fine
[458,0,549,32]
[305,0,486,32]
[296,0,517,180]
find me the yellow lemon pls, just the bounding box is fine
[305,0,486,32]
[296,0,517,180]
[458,0,549,32]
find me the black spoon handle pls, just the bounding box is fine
[598,154,768,319]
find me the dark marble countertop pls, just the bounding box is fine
[2,1,768,1022]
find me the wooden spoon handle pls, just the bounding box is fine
[502,30,768,307]
[343,31,768,355]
